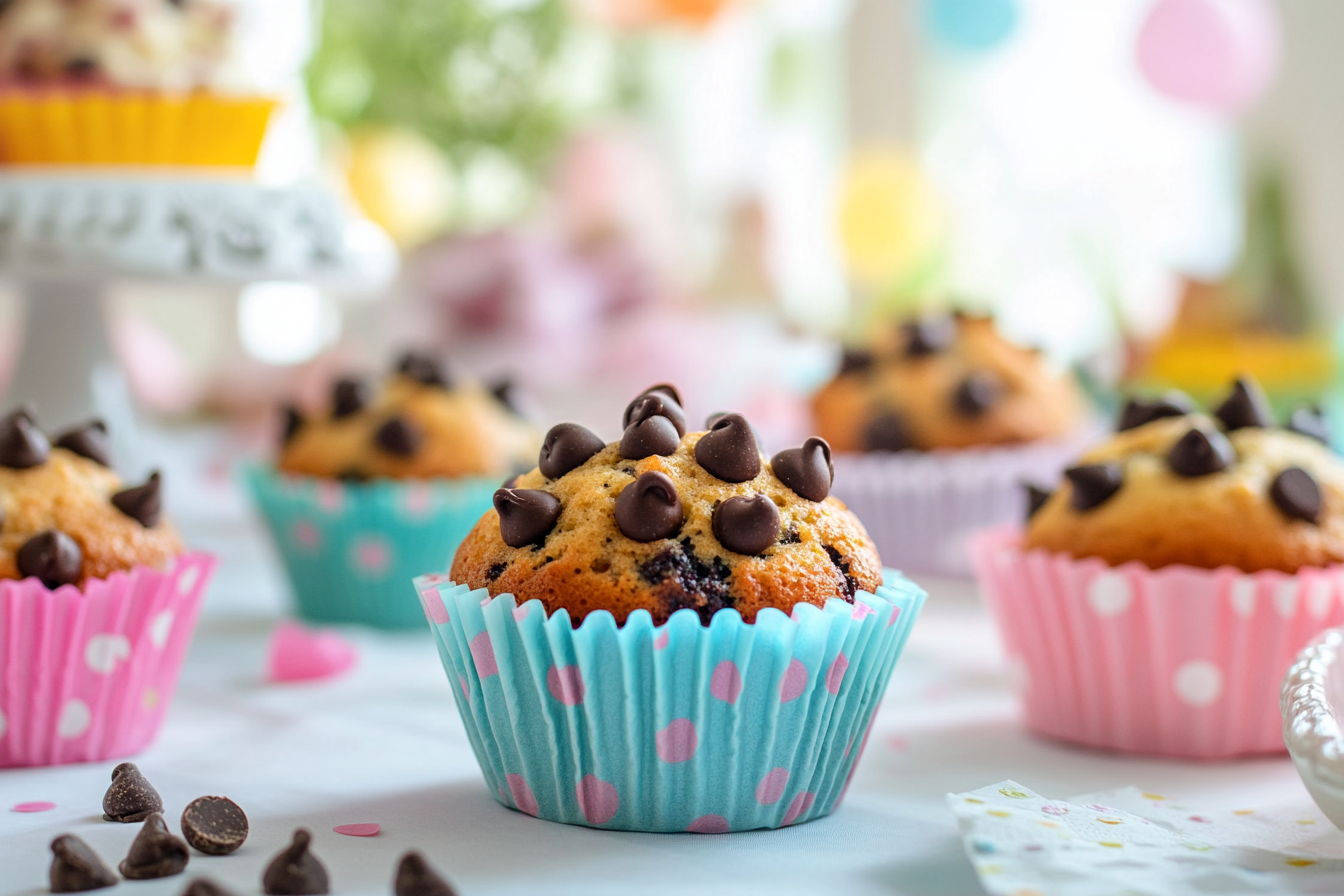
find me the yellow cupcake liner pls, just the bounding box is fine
[0,89,277,168]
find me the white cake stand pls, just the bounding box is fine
[0,171,398,428]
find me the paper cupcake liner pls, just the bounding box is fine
[971,527,1344,759]
[0,88,276,167]
[414,572,925,832]
[247,466,498,630]
[830,429,1096,579]
[0,552,216,768]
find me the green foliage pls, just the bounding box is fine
[307,0,574,175]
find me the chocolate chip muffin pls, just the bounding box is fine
[1024,377,1344,573]
[813,313,1081,452]
[451,385,883,626]
[0,409,182,587]
[278,352,537,481]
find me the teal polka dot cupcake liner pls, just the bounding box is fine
[414,570,925,832]
[246,466,498,630]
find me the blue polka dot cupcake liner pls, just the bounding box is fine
[246,466,498,630]
[414,571,925,832]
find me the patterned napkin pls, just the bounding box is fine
[948,781,1344,895]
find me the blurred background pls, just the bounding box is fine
[0,0,1336,607]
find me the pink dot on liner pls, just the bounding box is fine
[480,596,491,607]
[710,660,743,704]
[826,652,849,695]
[756,768,790,805]
[421,590,450,625]
[459,675,470,701]
[333,823,380,837]
[513,605,530,622]
[507,774,540,817]
[654,630,670,650]
[12,802,55,813]
[783,792,815,825]
[780,659,808,703]
[576,774,620,825]
[851,602,876,620]
[655,718,698,763]
[547,665,585,706]
[687,814,731,834]
[888,606,902,627]
[470,631,499,677]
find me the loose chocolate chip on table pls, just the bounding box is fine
[614,472,683,542]
[1287,406,1331,445]
[694,413,761,483]
[1023,483,1053,520]
[1167,427,1235,478]
[539,423,606,479]
[103,762,164,823]
[1116,391,1195,432]
[619,407,681,460]
[374,417,423,457]
[119,812,189,880]
[281,406,303,445]
[1271,467,1323,524]
[838,348,875,376]
[1064,463,1124,512]
[903,315,956,357]
[713,494,781,556]
[494,488,562,548]
[262,829,329,896]
[181,796,249,856]
[864,411,914,452]
[1214,377,1274,430]
[50,834,117,893]
[622,387,687,437]
[55,419,111,467]
[112,471,163,527]
[952,371,1002,417]
[396,351,449,388]
[331,378,371,419]
[18,530,83,589]
[181,880,241,896]
[771,437,833,502]
[395,851,459,896]
[0,410,49,468]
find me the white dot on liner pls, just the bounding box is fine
[58,699,90,739]
[1229,577,1256,618]
[1275,581,1300,619]
[84,634,130,675]
[176,564,200,596]
[149,611,174,650]
[0,709,7,738]
[1087,572,1132,617]
[1307,580,1334,620]
[1173,660,1223,707]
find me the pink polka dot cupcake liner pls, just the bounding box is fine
[246,466,498,629]
[832,428,1096,579]
[414,572,925,832]
[970,526,1344,759]
[0,552,216,768]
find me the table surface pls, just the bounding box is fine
[0,446,1339,896]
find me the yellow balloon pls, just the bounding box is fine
[837,150,945,285]
[345,127,455,248]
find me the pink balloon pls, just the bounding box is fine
[1136,0,1279,114]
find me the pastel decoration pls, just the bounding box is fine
[655,718,698,764]
[756,768,790,805]
[12,802,56,812]
[1136,0,1280,114]
[266,620,358,684]
[780,659,809,703]
[506,774,540,817]
[333,823,380,837]
[470,632,499,678]
[687,814,731,834]
[709,660,743,704]
[837,150,946,287]
[923,0,1020,53]
[783,792,816,826]
[547,665,585,706]
[576,775,620,825]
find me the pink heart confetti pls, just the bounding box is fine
[12,801,55,812]
[333,823,381,837]
[266,620,358,683]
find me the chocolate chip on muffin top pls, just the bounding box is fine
[451,385,883,625]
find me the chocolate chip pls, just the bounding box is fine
[614,472,683,542]
[55,419,111,467]
[823,545,858,599]
[331,378,371,419]
[181,796,248,856]
[1116,391,1195,431]
[772,437,833,502]
[262,829,329,896]
[903,315,956,357]
[396,351,449,388]
[864,411,914,452]
[1023,483,1052,520]
[112,471,163,527]
[639,537,733,625]
[1064,463,1124,511]
[1214,376,1273,430]
[1271,467,1322,524]
[395,851,459,896]
[494,488,561,548]
[486,562,507,581]
[374,417,423,457]
[50,834,117,893]
[1167,427,1235,478]
[539,423,605,479]
[1288,406,1330,445]
[622,387,687,437]
[119,812,189,880]
[713,494,781,555]
[65,57,98,77]
[619,408,681,460]
[103,761,164,822]
[839,348,874,376]
[281,406,303,445]
[694,413,761,483]
[0,409,49,468]
[490,379,519,414]
[181,880,241,896]
[953,371,1002,417]
[18,530,82,589]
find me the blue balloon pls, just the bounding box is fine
[923,0,1020,53]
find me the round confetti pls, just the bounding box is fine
[333,823,380,837]
[12,801,56,812]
